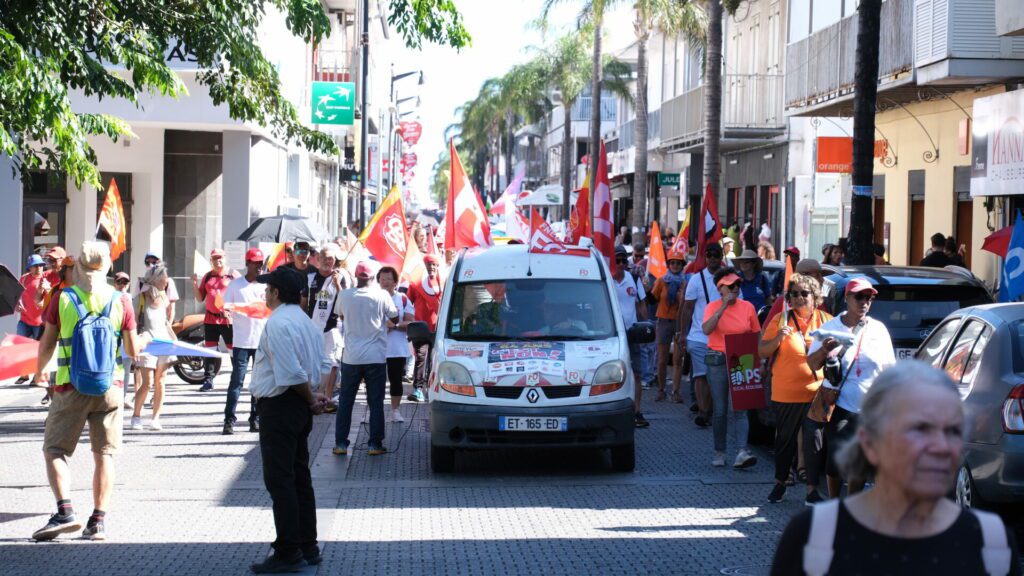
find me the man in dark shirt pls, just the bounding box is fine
[920,233,953,267]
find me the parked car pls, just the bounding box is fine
[913,303,1024,509]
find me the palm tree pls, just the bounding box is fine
[704,0,743,229]
[848,0,883,265]
[496,60,553,188]
[632,0,706,230]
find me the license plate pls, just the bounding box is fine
[897,348,916,359]
[499,416,568,432]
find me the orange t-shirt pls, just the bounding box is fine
[652,277,685,320]
[703,299,760,353]
[762,309,834,403]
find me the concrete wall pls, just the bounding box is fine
[222,130,253,242]
[0,155,23,336]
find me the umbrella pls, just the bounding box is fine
[982,225,1013,257]
[144,339,227,358]
[415,212,440,227]
[237,215,329,244]
[0,264,25,318]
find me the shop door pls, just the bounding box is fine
[22,171,67,268]
[873,198,885,246]
[910,198,925,265]
[956,198,973,269]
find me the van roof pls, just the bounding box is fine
[455,244,605,283]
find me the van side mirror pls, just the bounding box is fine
[626,321,655,345]
[407,321,434,346]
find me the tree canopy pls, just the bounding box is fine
[0,0,470,189]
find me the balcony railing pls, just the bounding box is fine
[660,73,785,147]
[571,96,617,122]
[313,47,356,83]
[619,108,662,151]
[785,0,913,112]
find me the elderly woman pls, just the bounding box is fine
[759,273,833,504]
[702,267,761,468]
[733,249,773,312]
[808,277,896,497]
[131,264,176,431]
[771,362,1019,576]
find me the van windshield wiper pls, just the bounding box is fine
[516,335,596,341]
[450,334,513,341]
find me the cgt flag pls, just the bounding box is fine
[647,221,668,279]
[265,243,289,271]
[684,183,723,274]
[97,178,127,260]
[529,209,589,257]
[445,140,493,250]
[360,186,409,270]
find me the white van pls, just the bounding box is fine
[409,244,652,473]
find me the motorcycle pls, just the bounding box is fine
[171,314,222,384]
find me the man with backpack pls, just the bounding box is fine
[32,241,150,541]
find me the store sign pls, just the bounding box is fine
[310,81,355,125]
[657,173,681,188]
[816,137,889,173]
[399,121,422,145]
[972,90,1024,197]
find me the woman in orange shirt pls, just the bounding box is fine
[759,273,833,505]
[702,268,760,469]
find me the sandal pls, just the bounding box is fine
[654,390,666,402]
[670,393,685,404]
[797,467,808,484]
[785,470,796,487]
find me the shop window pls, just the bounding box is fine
[22,171,67,269]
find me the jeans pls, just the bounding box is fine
[256,390,317,559]
[413,341,432,390]
[639,342,655,384]
[16,320,44,340]
[335,362,386,449]
[707,350,749,453]
[225,348,257,425]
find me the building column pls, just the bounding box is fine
[66,181,98,258]
[0,155,23,336]
[221,131,252,243]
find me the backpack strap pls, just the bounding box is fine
[802,499,840,576]
[972,509,1011,576]
[64,287,88,319]
[101,291,117,319]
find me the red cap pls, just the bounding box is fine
[355,261,375,279]
[424,254,440,265]
[845,277,878,295]
[784,246,801,257]
[716,272,742,288]
[245,248,264,262]
[210,248,226,258]
[46,246,66,259]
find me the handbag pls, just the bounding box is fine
[807,325,862,423]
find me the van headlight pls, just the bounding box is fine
[589,360,626,396]
[438,362,476,397]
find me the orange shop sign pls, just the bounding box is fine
[816,137,888,173]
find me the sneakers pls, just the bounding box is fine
[391,409,405,423]
[222,423,234,435]
[694,415,710,428]
[332,445,348,456]
[805,490,825,505]
[32,513,83,541]
[82,518,106,540]
[199,381,213,392]
[768,483,786,503]
[249,420,259,433]
[407,388,426,402]
[149,418,162,431]
[367,445,387,456]
[302,546,323,566]
[634,413,650,428]
[734,449,757,469]
[711,451,726,467]
[130,416,143,430]
[250,554,307,574]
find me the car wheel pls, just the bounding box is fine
[610,443,636,472]
[430,444,455,473]
[955,465,981,509]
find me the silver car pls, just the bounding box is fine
[914,303,1024,508]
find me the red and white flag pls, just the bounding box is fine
[445,140,493,250]
[684,183,724,274]
[592,140,615,274]
[529,209,589,257]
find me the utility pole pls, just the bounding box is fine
[848,0,883,265]
[358,0,370,228]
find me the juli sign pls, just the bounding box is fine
[311,82,355,125]
[657,173,681,188]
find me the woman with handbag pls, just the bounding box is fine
[759,273,832,504]
[807,277,896,498]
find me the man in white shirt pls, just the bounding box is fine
[332,261,399,456]
[221,248,268,435]
[677,242,726,426]
[249,266,330,574]
[612,245,650,428]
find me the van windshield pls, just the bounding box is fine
[446,278,617,341]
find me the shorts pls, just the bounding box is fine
[204,323,233,349]
[134,351,174,370]
[323,328,344,366]
[44,385,123,456]
[686,338,709,378]
[655,318,677,345]
[628,341,642,375]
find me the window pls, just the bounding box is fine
[789,0,811,43]
[960,324,992,391]
[447,278,617,341]
[943,321,985,383]
[917,318,962,367]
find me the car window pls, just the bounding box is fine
[916,318,962,367]
[834,285,991,331]
[446,278,617,341]
[960,323,993,390]
[943,321,985,383]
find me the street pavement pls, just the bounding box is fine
[0,371,813,576]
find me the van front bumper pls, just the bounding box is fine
[429,398,635,449]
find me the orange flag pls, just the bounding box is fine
[647,221,668,279]
[401,239,426,284]
[97,178,127,260]
[265,243,289,271]
[226,301,272,319]
[766,254,794,326]
[359,186,409,269]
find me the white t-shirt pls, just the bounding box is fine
[684,268,722,344]
[223,276,267,349]
[335,285,399,365]
[613,272,646,328]
[251,304,328,398]
[387,291,415,358]
[807,313,896,413]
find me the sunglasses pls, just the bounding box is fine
[294,249,309,255]
[115,280,129,285]
[705,253,723,259]
[788,290,811,298]
[615,258,628,264]
[851,292,876,302]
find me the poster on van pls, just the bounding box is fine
[487,342,566,379]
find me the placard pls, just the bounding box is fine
[724,331,766,411]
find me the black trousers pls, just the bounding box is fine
[387,356,407,398]
[203,323,233,381]
[257,390,316,559]
[772,401,812,484]
[413,341,432,390]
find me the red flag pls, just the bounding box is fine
[684,183,723,274]
[529,209,590,257]
[0,335,39,381]
[445,140,493,250]
[568,183,590,245]
[648,221,668,279]
[97,178,127,260]
[360,186,409,269]
[592,140,615,274]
